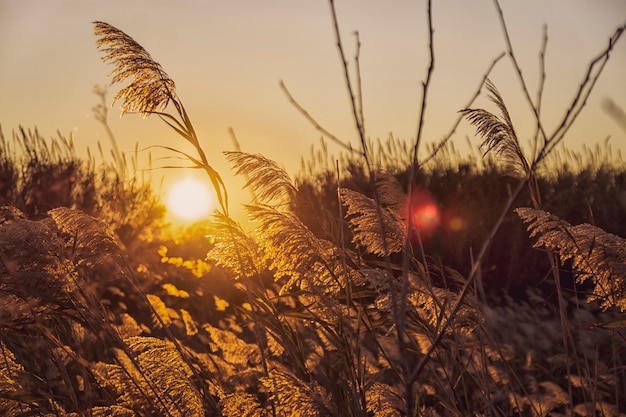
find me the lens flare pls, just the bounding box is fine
[405,189,441,240]
[447,215,465,232]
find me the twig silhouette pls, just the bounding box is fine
[279,80,357,155]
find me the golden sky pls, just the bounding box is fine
[1,1,625,221]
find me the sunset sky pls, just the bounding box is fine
[1,1,625,221]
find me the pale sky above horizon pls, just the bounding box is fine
[1,1,625,221]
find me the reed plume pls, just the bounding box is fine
[94,21,229,214]
[94,21,176,117]
[461,79,530,177]
[517,207,626,311]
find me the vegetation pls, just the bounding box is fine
[1,2,625,416]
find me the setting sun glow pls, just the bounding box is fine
[166,178,213,221]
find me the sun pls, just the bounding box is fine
[166,178,214,221]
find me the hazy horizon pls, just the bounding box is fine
[1,0,625,219]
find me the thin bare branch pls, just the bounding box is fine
[492,1,549,149]
[420,52,505,167]
[353,31,365,132]
[539,21,626,164]
[279,80,358,155]
[328,0,366,150]
[531,25,548,162]
[411,0,435,166]
[401,3,435,412]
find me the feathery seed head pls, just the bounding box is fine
[461,79,530,177]
[94,21,176,117]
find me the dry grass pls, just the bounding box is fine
[0,3,625,416]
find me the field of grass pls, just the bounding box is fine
[1,2,625,416]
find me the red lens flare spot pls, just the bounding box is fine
[447,215,465,232]
[405,189,441,240]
